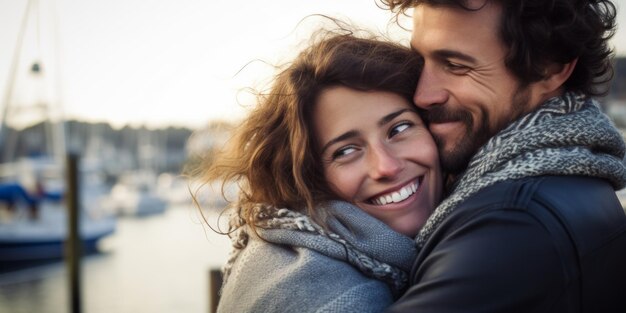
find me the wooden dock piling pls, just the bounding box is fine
[209,268,223,313]
[66,153,82,313]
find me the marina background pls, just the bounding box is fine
[0,207,231,313]
[0,0,623,129]
[1,1,626,313]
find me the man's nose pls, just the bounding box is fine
[368,144,403,181]
[413,65,448,109]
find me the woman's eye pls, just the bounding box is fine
[389,122,411,138]
[331,146,358,160]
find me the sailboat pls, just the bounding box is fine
[0,0,116,263]
[101,127,168,217]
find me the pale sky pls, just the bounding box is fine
[1,0,626,129]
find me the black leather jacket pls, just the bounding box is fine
[387,176,626,313]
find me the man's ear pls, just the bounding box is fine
[527,59,577,106]
[540,59,578,94]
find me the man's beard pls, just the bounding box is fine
[419,87,531,176]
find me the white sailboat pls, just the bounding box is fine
[101,127,168,217]
[0,0,115,263]
[102,169,167,217]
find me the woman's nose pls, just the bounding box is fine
[368,144,403,180]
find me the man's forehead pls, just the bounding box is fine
[418,0,491,9]
[410,1,503,41]
[409,2,506,62]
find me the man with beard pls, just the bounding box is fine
[382,0,626,312]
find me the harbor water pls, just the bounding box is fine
[0,205,231,313]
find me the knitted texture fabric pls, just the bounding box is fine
[416,91,626,248]
[222,200,416,297]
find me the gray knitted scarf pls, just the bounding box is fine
[223,202,412,296]
[416,91,626,248]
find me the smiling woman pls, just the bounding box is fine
[192,25,442,312]
[314,86,441,237]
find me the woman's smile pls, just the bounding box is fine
[369,177,421,206]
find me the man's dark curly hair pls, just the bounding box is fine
[381,0,617,96]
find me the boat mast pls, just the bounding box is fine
[0,0,67,165]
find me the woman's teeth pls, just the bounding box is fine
[372,181,419,205]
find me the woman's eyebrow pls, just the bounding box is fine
[320,130,359,155]
[320,108,413,154]
[378,109,413,126]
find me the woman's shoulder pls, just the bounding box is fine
[227,232,382,286]
[218,236,392,312]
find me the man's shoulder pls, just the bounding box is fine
[456,175,626,253]
[460,175,618,211]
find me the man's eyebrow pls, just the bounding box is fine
[433,49,477,64]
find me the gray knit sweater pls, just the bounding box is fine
[217,201,417,313]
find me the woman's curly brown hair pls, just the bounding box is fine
[198,25,423,231]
